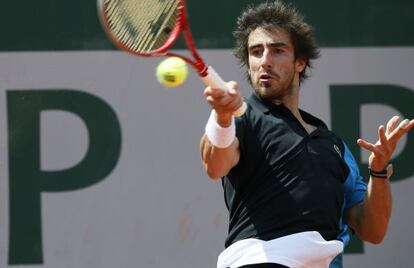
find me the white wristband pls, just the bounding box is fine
[205,110,236,148]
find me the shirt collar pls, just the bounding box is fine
[247,91,327,129]
[248,91,282,114]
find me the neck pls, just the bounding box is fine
[272,84,315,134]
[271,83,300,119]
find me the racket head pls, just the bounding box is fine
[97,0,185,56]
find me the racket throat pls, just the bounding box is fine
[196,62,209,76]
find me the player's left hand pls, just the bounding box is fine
[357,116,414,172]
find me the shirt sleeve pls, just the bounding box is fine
[234,114,247,153]
[342,142,367,209]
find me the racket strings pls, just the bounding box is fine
[122,0,162,50]
[142,1,178,51]
[104,0,179,53]
[133,0,174,51]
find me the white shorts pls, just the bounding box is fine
[217,231,343,268]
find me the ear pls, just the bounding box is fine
[295,57,306,73]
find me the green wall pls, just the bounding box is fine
[1,0,413,51]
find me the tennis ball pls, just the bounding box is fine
[156,57,188,87]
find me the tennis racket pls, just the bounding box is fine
[97,0,247,116]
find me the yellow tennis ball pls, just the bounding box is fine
[156,57,188,87]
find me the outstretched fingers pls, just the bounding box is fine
[388,118,414,142]
[357,138,381,155]
[358,117,414,172]
[378,125,387,145]
[401,119,414,130]
[385,115,400,135]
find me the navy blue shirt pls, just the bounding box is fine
[222,93,367,262]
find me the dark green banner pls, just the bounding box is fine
[1,0,413,51]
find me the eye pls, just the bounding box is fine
[273,48,284,54]
[249,47,263,57]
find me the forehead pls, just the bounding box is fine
[248,26,293,48]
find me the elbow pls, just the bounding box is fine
[367,228,388,244]
[205,167,226,180]
[203,163,230,180]
[359,226,388,245]
[365,234,385,245]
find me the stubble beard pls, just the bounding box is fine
[253,69,296,104]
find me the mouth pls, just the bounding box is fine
[259,73,274,84]
[259,73,275,82]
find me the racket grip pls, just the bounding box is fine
[201,66,247,117]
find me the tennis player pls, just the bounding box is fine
[200,1,414,267]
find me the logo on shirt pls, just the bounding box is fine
[333,144,342,158]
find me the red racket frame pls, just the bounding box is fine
[100,0,209,76]
[99,0,247,116]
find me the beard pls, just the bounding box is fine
[252,67,296,103]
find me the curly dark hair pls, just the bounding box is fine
[233,0,320,83]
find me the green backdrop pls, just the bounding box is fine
[1,0,413,51]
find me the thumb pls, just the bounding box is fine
[226,81,239,95]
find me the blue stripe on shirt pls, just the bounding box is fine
[330,142,367,268]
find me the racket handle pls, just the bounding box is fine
[201,66,247,117]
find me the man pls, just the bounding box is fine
[200,1,414,268]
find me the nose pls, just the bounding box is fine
[260,49,272,69]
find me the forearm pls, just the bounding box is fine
[352,116,413,243]
[355,176,392,244]
[200,81,244,180]
[200,109,240,179]
[200,135,239,179]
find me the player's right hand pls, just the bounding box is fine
[203,81,243,125]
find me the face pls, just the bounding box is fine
[247,27,305,102]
